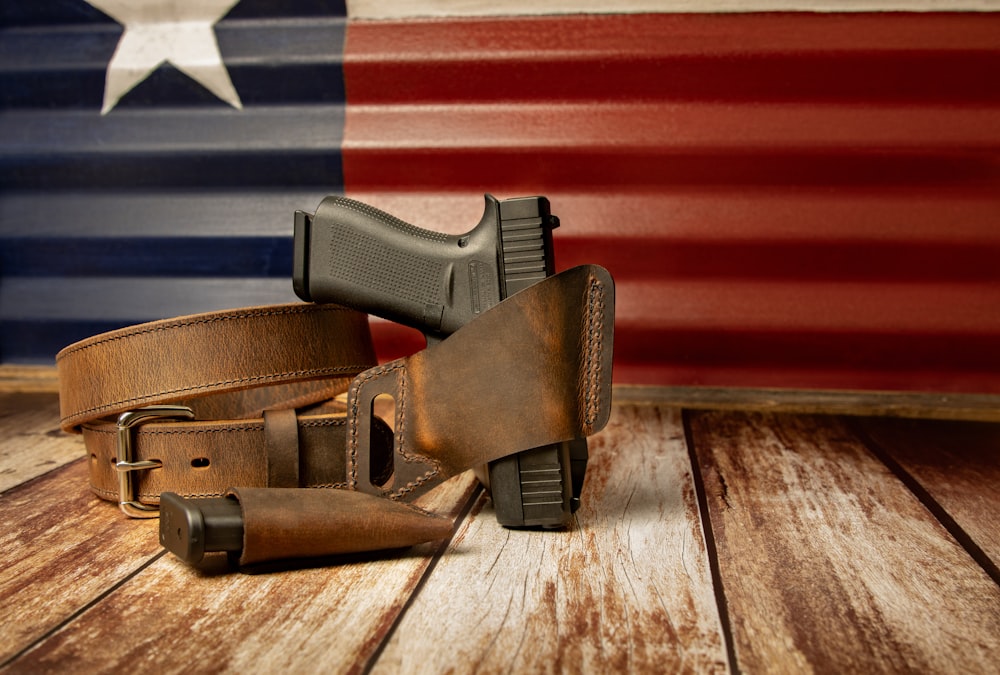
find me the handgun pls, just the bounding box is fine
[292,194,587,528]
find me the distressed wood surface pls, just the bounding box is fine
[372,405,729,674]
[6,470,480,674]
[856,416,1000,573]
[0,459,162,665]
[0,366,61,394]
[0,392,83,491]
[4,393,1000,673]
[688,410,1000,673]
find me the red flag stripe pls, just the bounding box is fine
[343,12,1000,394]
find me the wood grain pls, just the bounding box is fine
[6,393,1000,674]
[688,410,1000,673]
[0,460,162,665]
[856,416,1000,571]
[615,385,1000,423]
[371,405,729,674]
[0,366,60,394]
[0,392,83,491]
[6,471,480,674]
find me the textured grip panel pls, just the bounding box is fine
[319,197,447,309]
[324,224,446,307]
[326,196,449,243]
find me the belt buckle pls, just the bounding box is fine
[115,405,195,518]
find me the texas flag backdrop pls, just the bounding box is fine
[2,0,1000,396]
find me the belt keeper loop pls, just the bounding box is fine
[263,408,301,488]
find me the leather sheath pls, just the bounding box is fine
[228,487,453,566]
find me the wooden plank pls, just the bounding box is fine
[687,410,1000,673]
[855,417,1000,574]
[0,367,60,394]
[615,385,1000,423]
[0,460,162,666]
[0,392,83,491]
[6,471,480,673]
[370,404,729,673]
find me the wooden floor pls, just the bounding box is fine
[1,391,998,673]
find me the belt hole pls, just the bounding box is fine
[191,457,210,468]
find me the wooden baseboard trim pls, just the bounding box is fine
[614,385,1000,422]
[0,365,60,393]
[4,365,997,421]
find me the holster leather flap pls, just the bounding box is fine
[347,264,615,501]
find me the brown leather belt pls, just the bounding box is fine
[57,303,377,515]
[57,265,615,563]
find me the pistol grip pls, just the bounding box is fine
[294,195,508,336]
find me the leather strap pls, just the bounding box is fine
[56,303,377,504]
[265,408,301,487]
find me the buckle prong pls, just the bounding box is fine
[115,405,195,518]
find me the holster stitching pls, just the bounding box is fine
[347,362,405,489]
[347,361,441,498]
[583,275,605,431]
[388,362,442,499]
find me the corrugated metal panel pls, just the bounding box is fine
[3,7,1000,397]
[346,0,1000,17]
[341,12,1000,394]
[0,0,347,361]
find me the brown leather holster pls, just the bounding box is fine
[57,265,614,564]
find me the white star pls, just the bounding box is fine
[86,0,243,114]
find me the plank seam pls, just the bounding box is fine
[682,409,741,675]
[0,455,86,500]
[850,419,1000,588]
[0,550,168,669]
[361,483,486,674]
